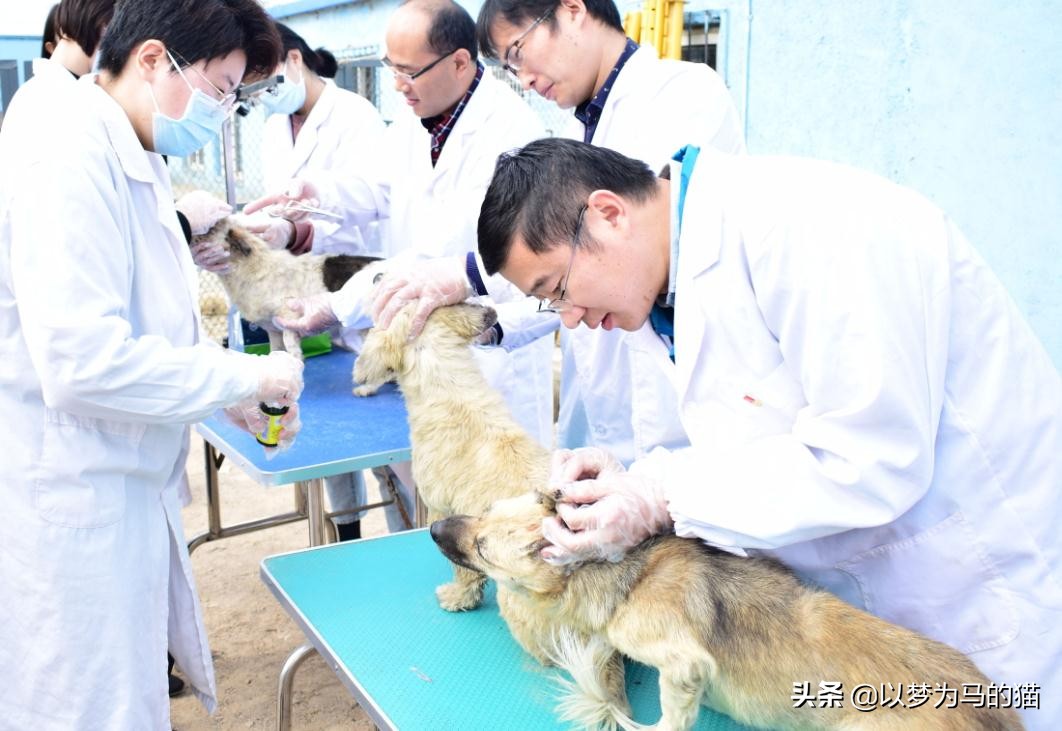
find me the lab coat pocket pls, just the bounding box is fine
[34,411,145,528]
[836,512,1019,655]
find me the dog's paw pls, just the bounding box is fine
[435,581,484,612]
[353,383,381,397]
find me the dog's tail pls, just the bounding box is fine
[546,630,648,731]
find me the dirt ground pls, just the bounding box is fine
[171,432,388,731]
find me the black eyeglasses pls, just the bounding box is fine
[537,205,587,314]
[383,48,458,84]
[503,8,555,75]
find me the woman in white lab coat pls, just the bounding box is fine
[477,139,1062,729]
[250,22,387,257]
[0,3,301,727]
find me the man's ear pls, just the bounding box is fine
[453,48,473,74]
[135,39,169,81]
[558,0,589,25]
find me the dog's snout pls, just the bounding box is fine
[481,307,498,330]
[430,516,476,569]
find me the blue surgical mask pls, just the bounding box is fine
[259,61,306,116]
[148,51,230,157]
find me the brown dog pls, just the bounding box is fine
[353,302,550,610]
[431,492,1024,731]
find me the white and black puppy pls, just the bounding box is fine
[192,218,382,357]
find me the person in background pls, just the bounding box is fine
[40,4,59,59]
[233,22,387,541]
[247,0,555,532]
[478,137,1062,731]
[0,1,302,727]
[369,0,745,475]
[35,0,114,79]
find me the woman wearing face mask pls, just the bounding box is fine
[241,22,387,257]
[0,1,306,727]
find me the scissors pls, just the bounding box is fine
[267,201,344,221]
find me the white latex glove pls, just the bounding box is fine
[370,255,472,339]
[541,471,673,565]
[223,399,302,451]
[189,239,231,274]
[242,177,320,220]
[232,211,294,250]
[251,350,305,406]
[176,190,232,235]
[550,447,625,484]
[272,293,339,337]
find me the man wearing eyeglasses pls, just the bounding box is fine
[255,0,557,518]
[477,137,1062,731]
[370,0,746,473]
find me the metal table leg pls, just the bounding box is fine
[275,643,317,731]
[302,478,327,547]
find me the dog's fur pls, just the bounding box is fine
[191,218,381,357]
[431,493,1024,731]
[353,302,551,610]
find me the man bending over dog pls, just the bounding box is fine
[414,138,1061,728]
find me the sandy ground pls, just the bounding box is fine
[171,432,387,731]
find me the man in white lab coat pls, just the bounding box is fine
[0,2,302,728]
[372,0,745,467]
[255,0,556,526]
[477,138,1062,729]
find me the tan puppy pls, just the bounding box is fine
[431,492,1024,731]
[192,218,381,357]
[353,303,550,610]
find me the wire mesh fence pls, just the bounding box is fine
[167,51,572,343]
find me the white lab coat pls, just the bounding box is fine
[557,46,746,464]
[326,73,554,445]
[261,80,387,255]
[633,150,1062,728]
[0,75,261,729]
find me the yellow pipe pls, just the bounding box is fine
[666,0,685,59]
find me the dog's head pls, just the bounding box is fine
[430,490,567,595]
[353,302,498,386]
[190,217,264,263]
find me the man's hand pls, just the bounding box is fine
[370,256,471,339]
[242,177,319,219]
[251,350,304,406]
[224,398,302,451]
[176,190,231,235]
[540,470,672,566]
[273,294,339,337]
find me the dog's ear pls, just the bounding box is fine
[225,225,254,257]
[534,486,558,514]
[428,303,498,342]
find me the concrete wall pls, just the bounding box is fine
[703,0,1062,366]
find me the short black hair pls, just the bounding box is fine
[55,0,117,58]
[403,0,478,59]
[97,0,281,81]
[41,4,59,58]
[276,22,338,79]
[476,0,624,61]
[478,138,658,275]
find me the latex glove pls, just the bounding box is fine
[176,190,232,235]
[370,255,471,339]
[223,399,302,451]
[252,350,305,406]
[273,293,339,337]
[189,239,231,274]
[540,472,673,565]
[550,447,625,484]
[242,177,320,220]
[232,211,294,250]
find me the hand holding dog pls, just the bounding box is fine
[232,212,295,251]
[273,294,339,337]
[550,447,625,483]
[176,190,232,236]
[370,256,471,339]
[542,471,672,565]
